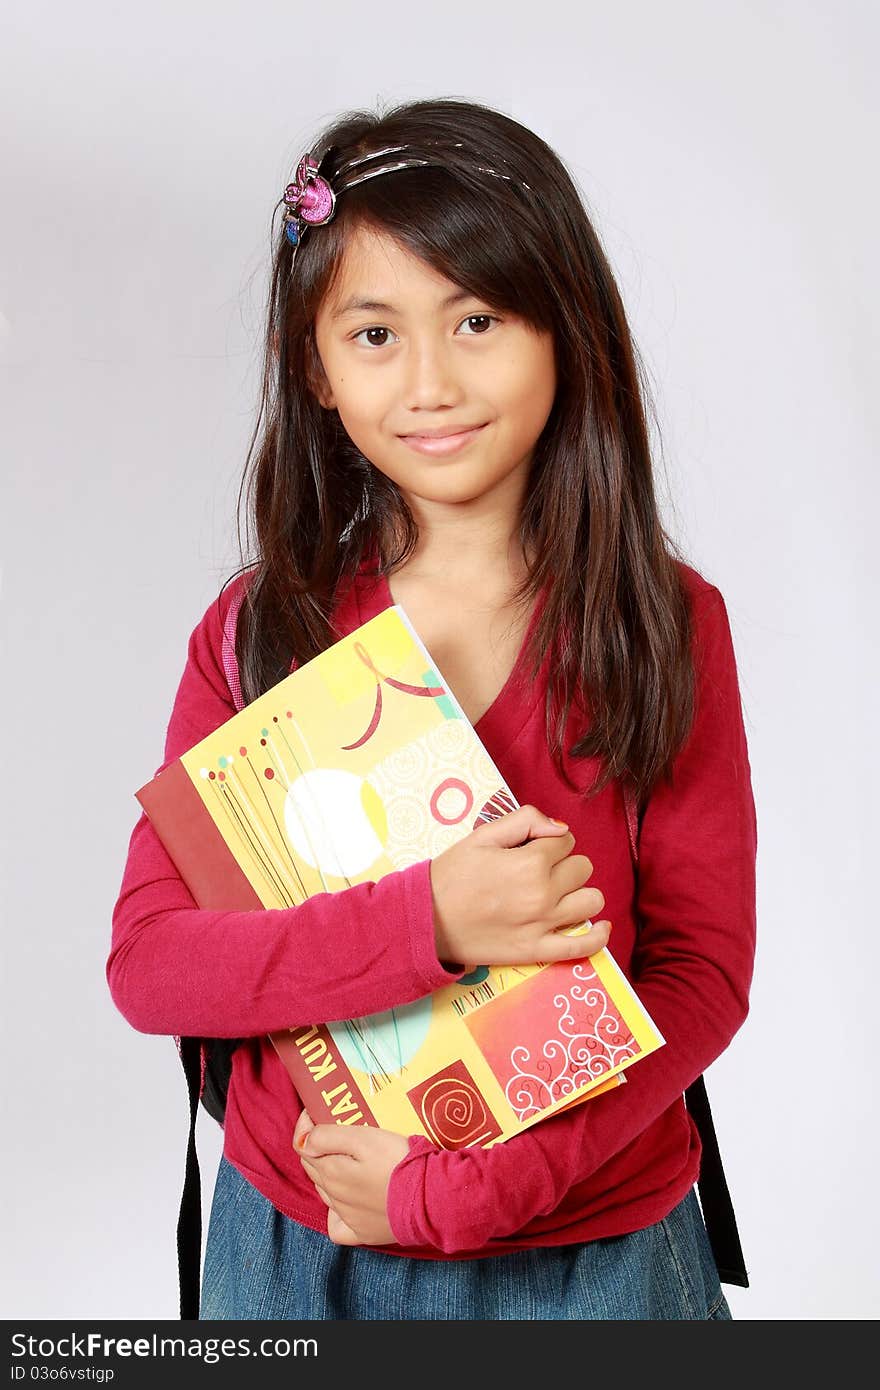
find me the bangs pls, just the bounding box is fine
[296,164,557,336]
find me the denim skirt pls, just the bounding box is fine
[200,1154,732,1321]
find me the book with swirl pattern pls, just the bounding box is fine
[136,604,664,1149]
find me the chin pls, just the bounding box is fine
[412,483,505,509]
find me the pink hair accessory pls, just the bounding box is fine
[279,141,534,259]
[283,154,336,246]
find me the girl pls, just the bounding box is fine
[108,97,757,1321]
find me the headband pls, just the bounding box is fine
[281,141,533,260]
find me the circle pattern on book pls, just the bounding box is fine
[334,997,434,1080]
[370,728,505,866]
[284,768,387,878]
[383,741,428,785]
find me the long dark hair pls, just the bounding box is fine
[229,96,695,811]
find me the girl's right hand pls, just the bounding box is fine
[429,804,610,969]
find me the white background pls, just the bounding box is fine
[2,0,877,1321]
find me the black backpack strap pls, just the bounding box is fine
[624,788,749,1288]
[178,1037,203,1319]
[684,1074,749,1286]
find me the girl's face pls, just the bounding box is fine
[312,225,557,520]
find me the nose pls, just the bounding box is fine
[402,333,466,411]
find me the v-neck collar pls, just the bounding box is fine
[345,547,549,763]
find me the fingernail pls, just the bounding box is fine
[549,817,569,827]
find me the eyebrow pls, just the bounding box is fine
[331,289,475,320]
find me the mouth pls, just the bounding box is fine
[398,423,489,456]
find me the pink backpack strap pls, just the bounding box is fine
[221,579,248,714]
[173,1033,207,1098]
[221,571,300,717]
[623,785,640,867]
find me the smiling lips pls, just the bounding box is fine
[399,423,488,456]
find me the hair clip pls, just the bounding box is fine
[280,142,533,258]
[282,154,336,246]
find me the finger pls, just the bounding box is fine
[539,918,612,960]
[549,884,606,931]
[478,805,571,849]
[302,1123,361,1160]
[300,1150,344,1184]
[553,881,605,924]
[523,817,574,844]
[313,1184,333,1209]
[292,1108,316,1150]
[300,1152,355,1198]
[299,1154,322,1186]
[549,852,595,895]
[524,829,578,867]
[327,1208,361,1246]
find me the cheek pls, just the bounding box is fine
[332,368,393,427]
[494,335,556,412]
[530,350,558,423]
[500,361,556,430]
[332,394,396,468]
[335,397,387,448]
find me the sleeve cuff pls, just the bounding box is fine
[386,1133,437,1247]
[403,857,465,992]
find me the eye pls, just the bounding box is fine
[457,314,498,335]
[351,325,398,348]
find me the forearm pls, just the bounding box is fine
[107,812,458,1036]
[108,583,461,1038]
[387,958,749,1252]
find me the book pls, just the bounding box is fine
[136,604,664,1150]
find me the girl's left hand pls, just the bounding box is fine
[293,1109,410,1246]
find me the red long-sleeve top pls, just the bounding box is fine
[108,553,757,1258]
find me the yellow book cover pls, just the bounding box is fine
[137,604,664,1150]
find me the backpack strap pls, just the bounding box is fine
[221,580,247,714]
[622,784,749,1288]
[623,784,640,866]
[176,581,250,1321]
[178,1036,205,1319]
